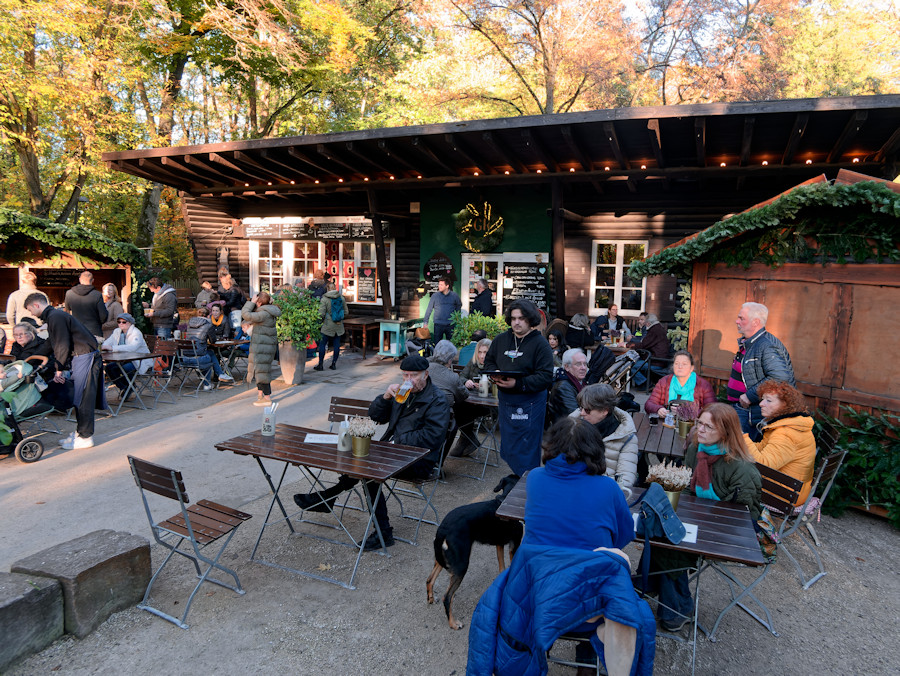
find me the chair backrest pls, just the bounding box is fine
[328,396,373,425]
[757,462,803,528]
[451,363,465,374]
[810,449,847,506]
[128,455,190,504]
[815,420,840,456]
[144,334,158,351]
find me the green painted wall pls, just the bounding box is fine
[418,185,552,316]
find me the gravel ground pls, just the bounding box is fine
[3,351,899,675]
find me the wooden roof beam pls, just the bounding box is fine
[159,156,215,186]
[602,122,636,192]
[521,130,559,172]
[443,133,490,174]
[482,131,528,174]
[139,158,201,189]
[316,144,363,178]
[828,110,868,163]
[561,126,594,171]
[409,137,456,175]
[695,117,706,167]
[288,147,337,177]
[376,139,421,175]
[344,141,393,176]
[647,119,665,168]
[233,150,295,184]
[739,116,755,166]
[781,112,810,164]
[184,155,244,184]
[259,148,318,182]
[874,125,900,162]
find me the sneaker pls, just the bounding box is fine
[218,373,234,382]
[363,530,395,551]
[59,432,76,447]
[202,384,213,391]
[313,364,324,371]
[661,616,690,632]
[293,493,335,513]
[62,435,94,450]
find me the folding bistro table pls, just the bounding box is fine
[452,391,501,480]
[101,350,163,416]
[496,482,765,675]
[215,423,430,589]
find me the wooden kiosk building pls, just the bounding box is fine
[103,95,900,327]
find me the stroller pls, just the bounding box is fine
[0,357,58,463]
[405,327,434,359]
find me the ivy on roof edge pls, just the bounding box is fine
[0,208,147,268]
[630,181,900,279]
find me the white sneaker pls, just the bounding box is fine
[61,435,93,450]
[218,373,234,382]
[60,432,76,447]
[202,384,213,391]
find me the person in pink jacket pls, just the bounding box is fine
[644,350,716,417]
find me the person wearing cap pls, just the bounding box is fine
[292,354,451,550]
[100,312,153,400]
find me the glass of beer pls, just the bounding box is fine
[394,380,413,403]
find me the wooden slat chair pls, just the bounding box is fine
[140,338,178,405]
[127,456,251,629]
[771,450,848,589]
[327,396,373,432]
[704,463,803,641]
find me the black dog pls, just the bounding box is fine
[426,474,523,629]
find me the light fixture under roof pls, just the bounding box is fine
[762,160,768,166]
[806,159,813,165]
[569,168,575,172]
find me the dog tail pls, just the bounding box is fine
[433,532,448,568]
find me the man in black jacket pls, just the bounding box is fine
[471,277,494,316]
[26,293,104,449]
[292,354,450,550]
[64,271,107,341]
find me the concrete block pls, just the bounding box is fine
[11,529,151,638]
[0,572,63,671]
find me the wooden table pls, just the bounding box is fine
[342,317,381,359]
[215,423,430,589]
[634,411,688,459]
[101,350,163,415]
[496,479,766,674]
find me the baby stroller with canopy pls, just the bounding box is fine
[0,357,57,463]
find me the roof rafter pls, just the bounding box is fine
[827,110,867,163]
[782,113,810,164]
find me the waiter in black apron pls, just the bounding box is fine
[483,299,554,476]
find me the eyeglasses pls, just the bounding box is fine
[695,421,716,432]
[579,406,593,414]
[117,319,130,324]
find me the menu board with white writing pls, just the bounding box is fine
[357,267,377,302]
[501,262,549,311]
[237,217,388,240]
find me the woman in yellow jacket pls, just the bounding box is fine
[744,380,817,503]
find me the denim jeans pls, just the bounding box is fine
[318,334,342,365]
[734,402,764,441]
[155,326,173,340]
[658,571,694,625]
[180,352,225,379]
[105,361,136,392]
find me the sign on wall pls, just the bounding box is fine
[423,252,456,294]
[501,261,549,311]
[237,216,389,240]
[357,267,377,302]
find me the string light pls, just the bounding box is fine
[364,177,369,181]
[762,160,768,166]
[569,167,575,172]
[640,164,646,170]
[417,175,422,179]
[720,162,726,167]
[338,178,343,183]
[536,169,542,174]
[290,180,295,185]
[389,175,395,180]
[504,170,510,175]
[474,172,479,176]
[604,166,610,171]
[315,180,320,184]
[806,159,813,165]
[852,158,859,163]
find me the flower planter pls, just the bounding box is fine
[278,341,306,385]
[351,436,371,458]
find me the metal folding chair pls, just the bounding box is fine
[138,339,178,405]
[703,464,802,640]
[127,455,251,629]
[773,450,848,589]
[176,339,215,397]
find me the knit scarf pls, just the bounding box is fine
[668,371,697,404]
[564,370,585,394]
[211,315,224,327]
[690,442,726,500]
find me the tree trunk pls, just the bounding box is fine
[135,183,162,258]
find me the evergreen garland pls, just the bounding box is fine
[0,208,147,268]
[630,181,900,279]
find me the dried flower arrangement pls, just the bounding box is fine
[646,461,693,492]
[346,415,377,439]
[675,400,700,422]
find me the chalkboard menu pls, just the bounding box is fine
[357,267,377,302]
[502,262,549,311]
[237,217,388,240]
[35,268,81,288]
[423,252,456,294]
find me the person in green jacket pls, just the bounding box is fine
[314,284,348,371]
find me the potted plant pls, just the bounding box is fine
[273,287,321,385]
[448,310,508,348]
[346,415,377,457]
[646,461,693,509]
[675,400,700,438]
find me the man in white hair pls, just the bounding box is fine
[726,302,794,440]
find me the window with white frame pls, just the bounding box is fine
[589,241,648,315]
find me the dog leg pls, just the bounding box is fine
[496,545,506,573]
[443,574,465,630]
[426,561,442,605]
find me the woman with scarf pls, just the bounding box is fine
[648,402,761,632]
[744,380,816,503]
[575,383,639,494]
[644,350,716,416]
[547,348,588,425]
[208,304,232,342]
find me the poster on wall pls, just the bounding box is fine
[502,261,549,311]
[357,267,377,302]
[423,252,456,294]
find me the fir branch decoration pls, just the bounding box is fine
[630,181,900,279]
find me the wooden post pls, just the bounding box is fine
[689,263,708,365]
[550,180,566,317]
[367,189,393,319]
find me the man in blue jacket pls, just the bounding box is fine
[726,302,794,440]
[423,277,462,343]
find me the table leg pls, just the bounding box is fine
[361,326,367,359]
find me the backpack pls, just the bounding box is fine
[330,298,345,322]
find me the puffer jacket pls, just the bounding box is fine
[745,412,816,503]
[644,373,717,414]
[242,300,281,384]
[149,284,177,331]
[184,316,214,357]
[319,289,348,337]
[740,329,794,404]
[601,408,640,491]
[467,544,656,676]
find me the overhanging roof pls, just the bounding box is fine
[103,95,900,202]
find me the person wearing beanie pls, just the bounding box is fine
[100,312,153,400]
[292,353,450,550]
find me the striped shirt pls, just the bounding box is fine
[725,343,747,402]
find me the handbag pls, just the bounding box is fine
[414,327,430,340]
[630,482,687,592]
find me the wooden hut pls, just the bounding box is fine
[630,170,900,417]
[0,209,147,337]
